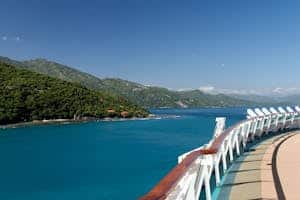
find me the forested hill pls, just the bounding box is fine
[100,79,255,108]
[0,56,255,108]
[0,62,148,125]
[0,57,104,90]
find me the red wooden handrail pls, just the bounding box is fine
[140,119,249,200]
[140,148,205,200]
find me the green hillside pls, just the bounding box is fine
[0,56,256,108]
[0,62,148,125]
[0,57,105,90]
[100,80,254,108]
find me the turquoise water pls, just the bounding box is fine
[0,108,246,200]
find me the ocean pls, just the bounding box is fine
[0,108,246,200]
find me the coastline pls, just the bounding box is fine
[0,118,91,129]
[0,114,166,129]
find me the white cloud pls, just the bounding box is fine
[13,36,21,41]
[198,85,216,93]
[177,88,193,92]
[272,87,300,96]
[273,87,283,94]
[197,85,300,96]
[1,35,22,41]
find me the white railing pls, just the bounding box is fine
[140,106,300,200]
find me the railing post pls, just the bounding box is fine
[234,129,240,156]
[295,113,300,128]
[259,118,264,135]
[249,120,257,141]
[253,119,260,138]
[214,157,221,185]
[221,144,227,171]
[204,165,212,200]
[259,118,265,136]
[275,115,279,127]
[244,122,251,144]
[266,116,272,133]
[256,119,261,137]
[291,113,295,124]
[184,163,201,200]
[283,113,287,127]
[297,113,300,129]
[228,135,234,162]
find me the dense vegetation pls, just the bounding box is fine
[0,63,148,125]
[0,57,257,108]
[0,57,105,90]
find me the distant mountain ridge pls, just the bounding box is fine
[0,56,262,108]
[273,95,300,105]
[229,94,278,104]
[229,93,297,106]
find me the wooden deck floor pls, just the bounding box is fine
[216,131,300,200]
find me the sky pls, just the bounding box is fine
[1,0,300,96]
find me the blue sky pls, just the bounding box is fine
[1,0,300,95]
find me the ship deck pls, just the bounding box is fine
[217,130,300,200]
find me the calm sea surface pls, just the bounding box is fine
[0,108,246,200]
